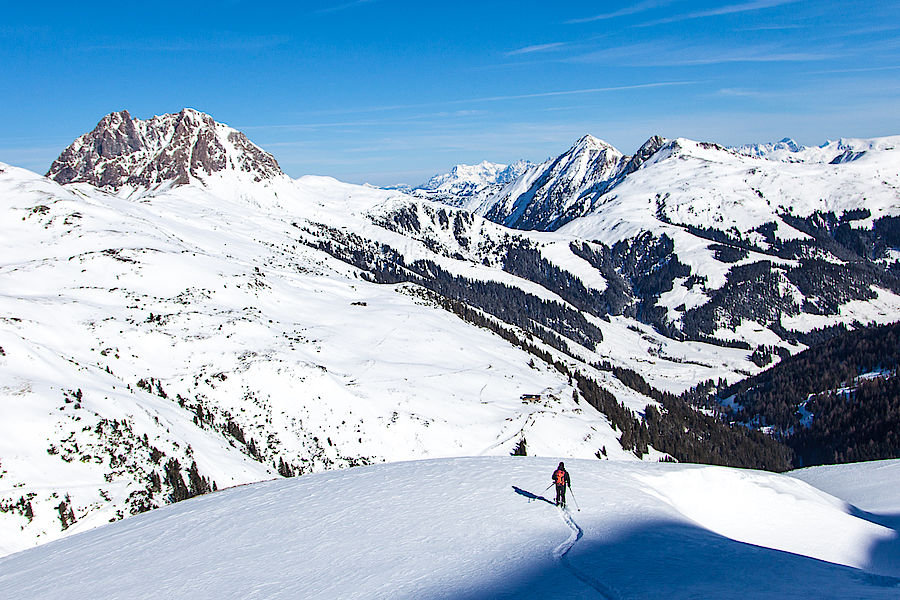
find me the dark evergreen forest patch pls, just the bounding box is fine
[720,321,900,466]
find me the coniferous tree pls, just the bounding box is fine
[511,438,527,456]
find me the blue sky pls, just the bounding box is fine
[2,1,899,185]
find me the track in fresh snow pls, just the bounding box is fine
[554,506,621,600]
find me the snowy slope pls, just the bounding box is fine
[0,457,897,600]
[790,459,900,580]
[791,459,900,516]
[314,192,764,395]
[1,160,656,556]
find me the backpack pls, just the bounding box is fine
[554,469,566,486]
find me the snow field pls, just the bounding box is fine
[791,459,900,515]
[0,457,897,600]
[790,459,900,579]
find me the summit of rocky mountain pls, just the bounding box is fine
[481,134,638,230]
[46,108,284,190]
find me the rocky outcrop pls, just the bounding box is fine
[47,109,284,189]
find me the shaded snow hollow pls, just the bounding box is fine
[1,457,898,599]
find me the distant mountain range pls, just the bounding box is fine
[412,133,899,232]
[1,108,898,556]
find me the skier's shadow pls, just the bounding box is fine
[512,486,555,505]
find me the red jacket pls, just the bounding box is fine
[552,468,570,487]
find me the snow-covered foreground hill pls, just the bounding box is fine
[792,458,900,515]
[0,457,896,600]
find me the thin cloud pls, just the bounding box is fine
[718,88,763,96]
[714,88,798,100]
[566,0,676,24]
[505,42,567,57]
[807,65,900,75]
[569,41,831,66]
[837,24,900,37]
[638,0,802,27]
[463,81,698,103]
[241,81,699,129]
[673,51,831,66]
[316,0,379,14]
[736,23,805,31]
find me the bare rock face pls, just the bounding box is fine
[622,135,666,176]
[47,109,284,189]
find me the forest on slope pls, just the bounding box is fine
[719,321,900,466]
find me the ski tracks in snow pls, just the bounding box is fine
[554,506,622,600]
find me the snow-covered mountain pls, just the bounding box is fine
[481,134,630,230]
[411,159,532,210]
[1,457,897,599]
[470,133,900,233]
[415,133,900,350]
[2,111,687,556]
[417,160,531,192]
[2,109,899,559]
[733,136,899,164]
[732,137,808,161]
[3,157,672,555]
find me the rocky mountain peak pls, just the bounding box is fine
[47,109,284,190]
[621,135,668,175]
[555,134,625,181]
[573,133,610,148]
[569,134,620,158]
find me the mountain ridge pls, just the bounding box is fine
[421,132,900,234]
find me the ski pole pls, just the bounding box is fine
[544,483,554,492]
[569,486,580,511]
